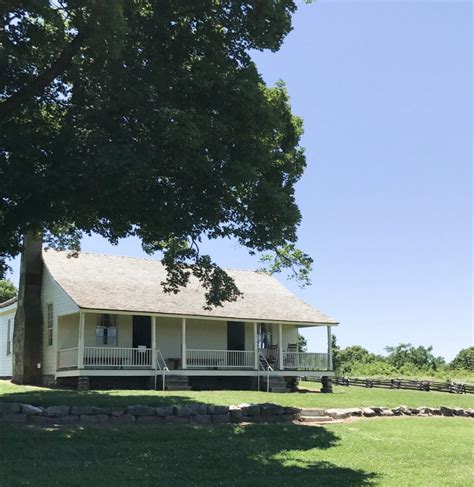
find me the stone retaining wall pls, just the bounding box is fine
[321,405,474,419]
[0,402,472,426]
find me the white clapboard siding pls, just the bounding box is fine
[41,266,79,375]
[0,303,16,377]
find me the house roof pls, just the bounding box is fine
[0,297,17,309]
[42,250,339,325]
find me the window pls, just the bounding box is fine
[6,319,12,355]
[47,303,53,347]
[258,323,272,349]
[96,314,117,346]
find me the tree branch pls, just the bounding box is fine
[0,32,84,118]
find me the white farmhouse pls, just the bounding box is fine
[0,250,338,391]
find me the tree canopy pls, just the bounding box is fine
[297,333,307,353]
[385,343,445,371]
[330,338,471,379]
[0,1,310,306]
[0,279,17,303]
[449,347,473,371]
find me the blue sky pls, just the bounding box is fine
[7,0,472,360]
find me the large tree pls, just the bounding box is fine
[449,347,474,371]
[1,1,311,383]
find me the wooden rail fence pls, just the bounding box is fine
[303,376,473,394]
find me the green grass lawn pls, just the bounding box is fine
[0,418,472,486]
[1,380,473,409]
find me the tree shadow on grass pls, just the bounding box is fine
[0,386,214,407]
[0,422,379,486]
[0,382,343,408]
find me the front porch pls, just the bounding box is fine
[54,311,334,380]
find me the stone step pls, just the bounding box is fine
[269,387,291,393]
[299,415,334,423]
[300,408,326,417]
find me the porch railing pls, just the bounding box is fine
[83,347,152,368]
[187,349,254,369]
[57,347,329,371]
[57,347,78,369]
[282,352,329,371]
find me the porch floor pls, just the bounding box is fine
[56,368,334,378]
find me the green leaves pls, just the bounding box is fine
[0,279,17,303]
[259,243,313,287]
[385,343,446,371]
[0,1,310,306]
[449,347,474,371]
[147,237,242,309]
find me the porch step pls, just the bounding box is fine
[261,375,292,393]
[159,375,192,391]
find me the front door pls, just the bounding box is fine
[227,321,245,351]
[132,316,151,348]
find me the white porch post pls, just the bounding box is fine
[78,311,85,369]
[327,325,333,371]
[151,316,157,369]
[278,323,283,370]
[253,322,258,370]
[181,317,187,369]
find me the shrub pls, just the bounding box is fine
[0,280,17,303]
[449,347,474,371]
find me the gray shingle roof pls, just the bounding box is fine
[0,297,17,308]
[43,250,338,325]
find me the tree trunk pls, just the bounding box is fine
[12,233,43,384]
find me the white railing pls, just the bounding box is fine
[83,347,152,368]
[154,348,169,391]
[258,351,273,392]
[57,347,78,369]
[187,349,254,369]
[282,352,329,371]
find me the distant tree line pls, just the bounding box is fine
[331,335,473,382]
